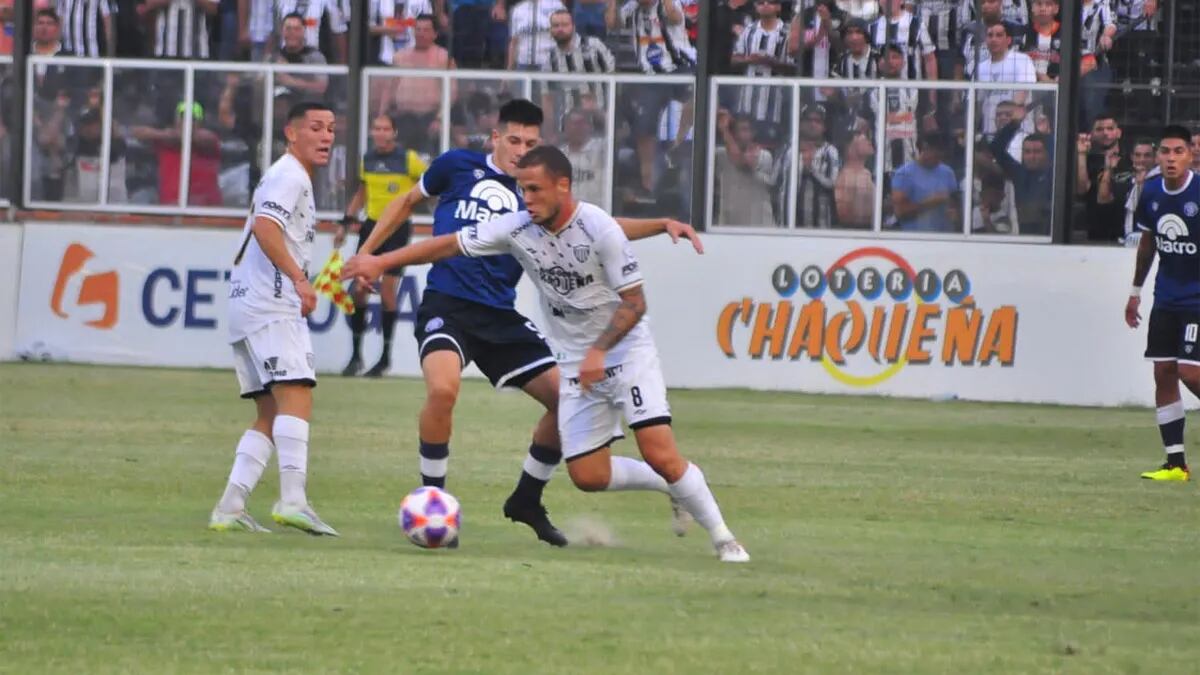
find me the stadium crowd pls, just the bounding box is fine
[1,0,1198,241]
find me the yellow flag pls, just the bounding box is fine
[312,251,356,314]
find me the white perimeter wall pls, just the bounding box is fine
[2,223,1162,408]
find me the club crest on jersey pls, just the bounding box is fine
[539,265,594,295]
[473,169,485,179]
[425,317,445,332]
[573,245,590,263]
[1186,202,1199,217]
[454,179,519,223]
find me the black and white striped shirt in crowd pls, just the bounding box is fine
[1115,0,1160,34]
[153,0,211,58]
[733,19,791,125]
[57,0,112,57]
[833,49,879,79]
[1080,0,1116,59]
[870,10,936,79]
[547,34,616,110]
[795,143,841,229]
[918,0,970,52]
[619,0,697,74]
[1001,0,1030,26]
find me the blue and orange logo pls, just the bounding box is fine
[716,247,1018,387]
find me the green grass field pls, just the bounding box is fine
[1,363,1197,674]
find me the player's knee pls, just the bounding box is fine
[567,460,609,492]
[425,382,459,412]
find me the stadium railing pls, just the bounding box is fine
[708,75,1059,242]
[0,54,12,208]
[22,55,350,221]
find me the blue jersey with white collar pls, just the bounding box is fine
[418,149,525,309]
[1135,171,1200,311]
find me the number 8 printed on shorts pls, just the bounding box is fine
[1187,323,1199,344]
[630,386,643,407]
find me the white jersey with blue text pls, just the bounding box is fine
[228,153,317,343]
[456,202,656,376]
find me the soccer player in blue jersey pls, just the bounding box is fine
[360,99,700,544]
[1125,125,1200,482]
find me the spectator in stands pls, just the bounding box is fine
[507,0,565,71]
[1021,0,1061,82]
[112,0,145,56]
[276,0,348,63]
[276,12,329,99]
[970,171,1019,234]
[969,21,1036,137]
[859,44,922,183]
[0,1,12,55]
[544,8,614,128]
[868,0,937,81]
[891,132,959,232]
[64,107,128,203]
[369,0,434,65]
[1002,0,1030,25]
[714,109,775,226]
[57,0,115,57]
[789,103,840,229]
[789,0,844,79]
[1078,0,1117,129]
[1191,131,1200,173]
[210,0,239,60]
[559,108,607,206]
[1076,115,1133,242]
[438,0,507,69]
[384,15,452,153]
[990,118,1052,235]
[711,0,754,75]
[920,0,971,83]
[832,17,877,79]
[962,0,1025,78]
[216,72,262,202]
[834,129,875,228]
[733,0,791,146]
[130,101,222,206]
[141,0,216,59]
[606,0,696,74]
[30,9,71,201]
[1113,0,1162,84]
[992,99,1026,162]
[836,0,877,21]
[1121,137,1156,247]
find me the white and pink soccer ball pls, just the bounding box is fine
[398,486,461,549]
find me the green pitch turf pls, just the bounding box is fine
[1,363,1197,674]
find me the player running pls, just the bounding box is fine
[357,99,700,546]
[1125,125,1200,482]
[335,114,427,378]
[208,102,340,535]
[346,146,749,562]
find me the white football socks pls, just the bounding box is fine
[217,429,274,513]
[668,463,735,545]
[606,456,670,492]
[274,415,310,505]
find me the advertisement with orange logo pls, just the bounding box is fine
[545,234,1160,407]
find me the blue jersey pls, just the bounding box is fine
[1136,171,1200,311]
[418,149,525,309]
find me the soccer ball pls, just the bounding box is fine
[398,486,461,549]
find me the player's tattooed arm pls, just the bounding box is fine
[594,285,647,352]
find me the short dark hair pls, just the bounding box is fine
[1023,133,1050,152]
[415,13,436,25]
[1161,125,1192,145]
[881,43,904,58]
[1092,113,1119,128]
[281,11,305,25]
[985,18,1012,38]
[287,101,334,124]
[1132,137,1157,150]
[516,145,573,185]
[35,9,59,23]
[498,98,544,128]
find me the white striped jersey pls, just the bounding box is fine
[618,0,697,74]
[546,33,615,111]
[917,0,971,52]
[458,203,655,376]
[249,0,275,43]
[369,0,434,64]
[152,0,211,58]
[1115,0,1160,33]
[774,142,841,229]
[1079,0,1115,58]
[733,19,790,125]
[277,0,348,51]
[863,88,919,173]
[833,49,879,79]
[56,0,112,57]
[1001,0,1030,25]
[870,10,936,80]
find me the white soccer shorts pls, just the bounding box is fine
[559,349,672,460]
[231,318,316,398]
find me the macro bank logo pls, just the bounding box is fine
[454,179,519,223]
[50,243,119,329]
[715,247,1018,387]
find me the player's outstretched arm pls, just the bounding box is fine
[579,284,647,390]
[361,184,428,254]
[251,216,317,316]
[615,217,704,254]
[342,234,463,284]
[1126,231,1157,329]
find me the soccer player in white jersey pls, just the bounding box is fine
[208,102,339,536]
[345,146,749,562]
